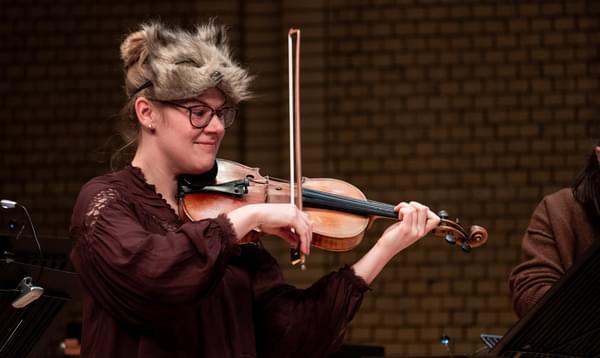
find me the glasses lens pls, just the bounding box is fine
[189,105,212,128]
[220,108,237,128]
[188,105,237,128]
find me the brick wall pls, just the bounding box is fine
[1,0,599,356]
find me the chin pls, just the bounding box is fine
[190,157,217,175]
[183,144,220,174]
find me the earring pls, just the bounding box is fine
[148,124,155,133]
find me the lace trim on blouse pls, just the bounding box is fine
[84,187,120,228]
[150,214,180,232]
[79,165,190,237]
[127,165,180,219]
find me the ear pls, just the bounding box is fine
[595,146,600,164]
[135,97,158,130]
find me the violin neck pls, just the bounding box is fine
[302,188,397,219]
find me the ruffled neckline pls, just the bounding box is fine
[125,164,180,220]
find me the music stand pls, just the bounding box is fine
[488,238,600,357]
[1,235,80,358]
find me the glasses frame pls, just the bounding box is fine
[150,99,237,129]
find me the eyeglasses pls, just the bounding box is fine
[151,99,237,129]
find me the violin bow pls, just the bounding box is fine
[288,28,306,270]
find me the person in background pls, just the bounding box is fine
[509,141,600,318]
[69,20,440,357]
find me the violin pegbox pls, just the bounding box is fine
[433,210,488,252]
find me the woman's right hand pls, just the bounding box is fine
[226,203,313,255]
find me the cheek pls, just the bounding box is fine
[162,118,192,141]
[157,126,194,157]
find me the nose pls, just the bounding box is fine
[203,113,226,133]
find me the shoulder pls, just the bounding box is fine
[540,188,580,213]
[71,168,135,227]
[544,188,575,202]
[76,169,132,207]
[533,188,587,229]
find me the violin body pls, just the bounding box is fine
[179,159,370,251]
[178,159,488,252]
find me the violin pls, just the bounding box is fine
[177,159,488,253]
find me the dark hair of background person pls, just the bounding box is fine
[573,141,600,230]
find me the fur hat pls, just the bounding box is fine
[121,21,252,104]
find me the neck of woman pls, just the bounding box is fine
[131,151,179,212]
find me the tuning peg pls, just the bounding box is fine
[461,241,472,253]
[444,233,456,244]
[438,210,448,220]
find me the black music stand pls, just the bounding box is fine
[488,238,600,358]
[1,235,80,358]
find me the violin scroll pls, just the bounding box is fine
[432,210,488,253]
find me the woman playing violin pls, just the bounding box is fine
[69,21,440,358]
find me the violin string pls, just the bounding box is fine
[266,176,397,217]
[367,199,397,211]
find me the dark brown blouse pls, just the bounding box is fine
[70,166,369,358]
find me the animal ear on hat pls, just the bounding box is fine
[120,30,149,70]
[195,21,227,47]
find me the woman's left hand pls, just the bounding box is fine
[351,201,440,285]
[376,201,440,256]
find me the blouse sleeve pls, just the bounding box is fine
[69,181,239,329]
[236,244,369,358]
[508,198,564,318]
